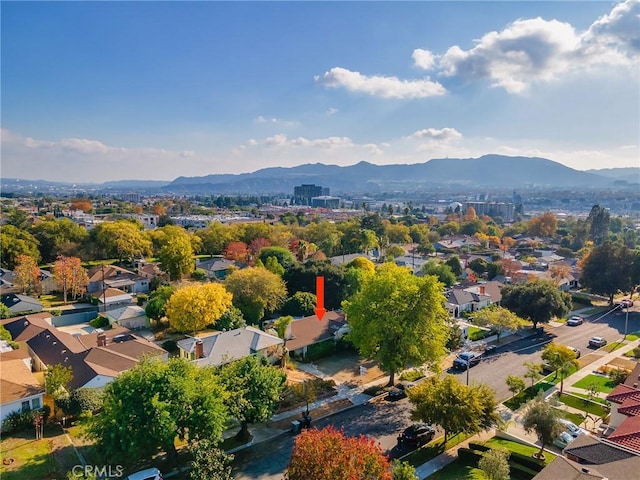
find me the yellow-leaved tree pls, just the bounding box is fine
[165,283,233,334]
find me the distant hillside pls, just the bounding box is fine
[165,154,616,194]
[585,167,640,183]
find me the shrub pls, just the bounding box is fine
[136,294,148,306]
[457,447,483,465]
[509,461,539,480]
[467,442,491,452]
[57,389,103,417]
[610,368,630,385]
[191,268,207,280]
[631,346,640,359]
[1,410,35,434]
[399,369,425,382]
[89,316,109,329]
[508,451,545,472]
[303,340,336,361]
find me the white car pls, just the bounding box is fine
[127,468,163,480]
[558,418,585,437]
[566,316,583,326]
[553,431,574,449]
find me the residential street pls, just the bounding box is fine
[232,308,638,479]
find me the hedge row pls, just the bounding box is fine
[459,444,544,476]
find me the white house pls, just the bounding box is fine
[0,358,45,424]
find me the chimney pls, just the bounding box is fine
[97,333,107,347]
[479,286,485,295]
[194,339,204,359]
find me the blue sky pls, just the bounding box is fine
[2,1,639,182]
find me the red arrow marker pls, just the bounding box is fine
[315,276,326,321]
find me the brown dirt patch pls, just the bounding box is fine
[284,367,318,384]
[313,351,386,386]
[606,357,637,371]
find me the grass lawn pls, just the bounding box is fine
[572,374,616,393]
[39,293,68,308]
[484,438,556,465]
[427,460,485,480]
[625,333,639,341]
[558,393,608,417]
[554,409,585,426]
[568,391,608,405]
[503,382,554,411]
[602,341,627,353]
[402,432,471,468]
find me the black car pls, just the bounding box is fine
[483,345,498,356]
[387,381,415,400]
[397,423,435,447]
[453,351,482,370]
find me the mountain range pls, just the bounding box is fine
[2,155,638,195]
[165,155,638,194]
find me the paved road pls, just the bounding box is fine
[451,309,638,401]
[232,400,414,480]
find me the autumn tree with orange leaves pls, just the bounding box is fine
[52,255,89,303]
[224,241,249,264]
[285,426,394,480]
[14,254,41,296]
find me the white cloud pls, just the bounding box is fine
[437,0,640,93]
[314,67,446,99]
[326,107,339,115]
[0,130,200,181]
[319,1,639,97]
[408,127,463,142]
[248,133,383,153]
[412,49,436,70]
[254,115,299,127]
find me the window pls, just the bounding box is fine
[21,401,30,412]
[31,397,41,409]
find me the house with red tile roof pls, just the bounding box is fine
[605,383,640,453]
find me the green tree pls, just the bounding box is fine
[281,292,316,317]
[273,315,293,368]
[505,375,526,396]
[587,204,610,245]
[478,449,510,480]
[196,222,233,256]
[469,306,528,344]
[542,343,579,394]
[165,283,233,334]
[579,241,637,305]
[0,225,41,270]
[145,285,175,322]
[344,263,449,386]
[263,256,285,276]
[0,304,11,320]
[85,358,228,466]
[219,355,286,441]
[226,267,287,324]
[523,362,543,388]
[522,395,564,459]
[408,375,499,444]
[32,218,88,263]
[157,226,195,280]
[257,246,296,269]
[45,364,73,417]
[392,460,419,480]
[89,220,152,263]
[187,439,234,480]
[445,256,463,277]
[421,260,456,287]
[215,305,246,331]
[501,280,572,329]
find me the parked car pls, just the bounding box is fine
[542,362,555,373]
[558,418,585,438]
[387,381,415,400]
[483,345,498,356]
[127,468,163,480]
[589,336,607,348]
[568,346,581,359]
[553,431,575,449]
[620,299,634,308]
[566,316,584,326]
[453,351,482,370]
[397,423,435,447]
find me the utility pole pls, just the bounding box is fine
[101,264,107,312]
[625,304,629,340]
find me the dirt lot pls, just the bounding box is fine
[313,351,386,386]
